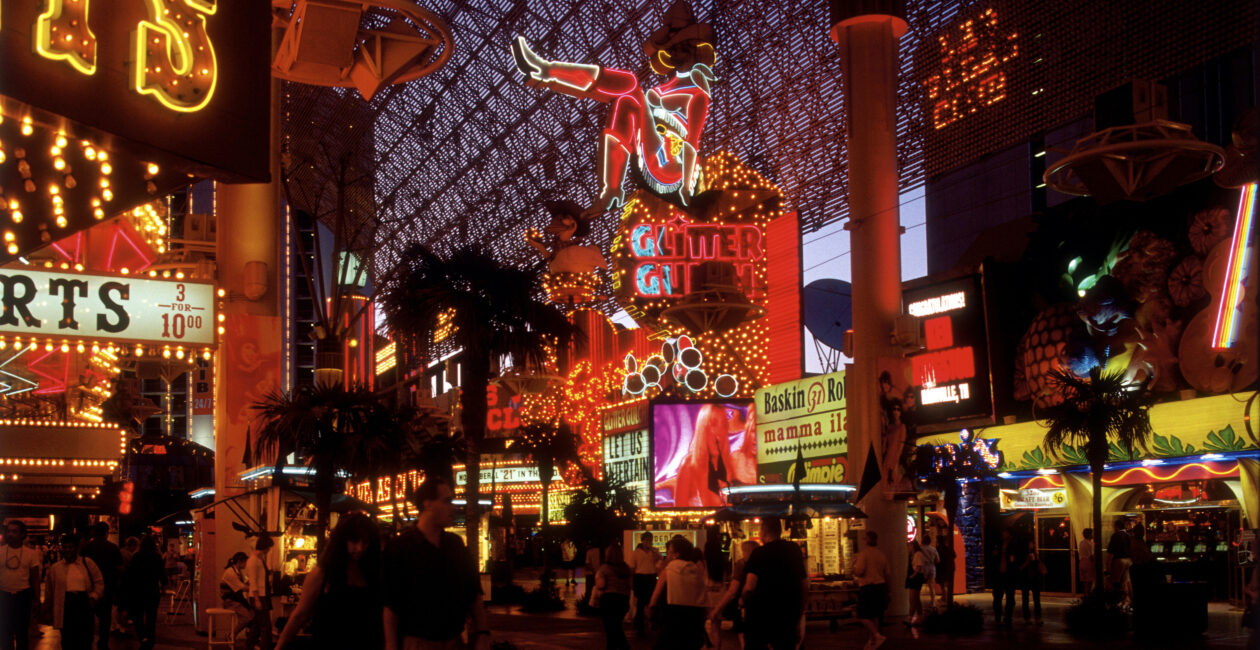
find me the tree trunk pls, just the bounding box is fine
[460,356,491,573]
[1091,460,1105,600]
[540,464,553,591]
[316,459,334,551]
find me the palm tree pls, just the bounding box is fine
[563,475,640,550]
[1038,367,1154,599]
[513,422,581,594]
[251,383,381,548]
[379,244,579,564]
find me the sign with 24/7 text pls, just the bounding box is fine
[0,269,215,346]
[755,371,848,484]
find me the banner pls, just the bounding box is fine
[0,270,215,346]
[755,371,848,484]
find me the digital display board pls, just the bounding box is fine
[754,371,848,485]
[903,275,993,429]
[651,400,755,508]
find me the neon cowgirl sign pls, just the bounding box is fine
[511,2,716,213]
[630,218,764,298]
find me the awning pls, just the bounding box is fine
[710,501,866,522]
[283,489,378,515]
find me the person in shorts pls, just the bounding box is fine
[854,531,890,649]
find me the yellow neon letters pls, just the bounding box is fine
[35,0,99,76]
[131,0,218,112]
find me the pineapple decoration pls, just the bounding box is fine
[1014,303,1088,409]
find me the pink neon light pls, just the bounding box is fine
[1211,183,1256,349]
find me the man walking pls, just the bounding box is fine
[80,523,123,650]
[383,476,489,650]
[629,532,661,636]
[853,531,889,650]
[245,535,274,649]
[1,520,41,650]
[741,517,807,650]
[1078,528,1096,594]
[992,527,1019,628]
[1107,518,1132,601]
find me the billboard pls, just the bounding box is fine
[903,275,994,429]
[754,371,848,485]
[602,402,650,507]
[0,269,215,346]
[651,400,755,508]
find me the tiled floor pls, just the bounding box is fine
[25,576,1256,649]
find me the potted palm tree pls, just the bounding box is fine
[379,244,579,567]
[1038,366,1154,637]
[251,383,384,548]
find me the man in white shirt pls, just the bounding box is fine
[853,531,890,650]
[1078,528,1096,595]
[629,532,662,636]
[244,535,274,649]
[2,520,42,650]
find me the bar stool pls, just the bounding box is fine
[205,607,238,649]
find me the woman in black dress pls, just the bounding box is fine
[275,512,383,650]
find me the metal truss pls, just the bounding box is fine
[362,0,929,273]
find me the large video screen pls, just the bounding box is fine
[651,401,756,508]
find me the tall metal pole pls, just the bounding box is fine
[830,1,910,617]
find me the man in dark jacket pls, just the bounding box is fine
[80,523,122,650]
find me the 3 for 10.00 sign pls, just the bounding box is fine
[0,269,215,346]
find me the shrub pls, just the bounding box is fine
[922,603,985,636]
[1064,594,1128,640]
[520,585,566,613]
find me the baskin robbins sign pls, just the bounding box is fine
[755,371,848,484]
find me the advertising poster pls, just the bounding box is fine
[755,371,848,484]
[878,356,917,497]
[651,401,755,508]
[602,402,651,506]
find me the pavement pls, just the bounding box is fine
[28,572,1256,649]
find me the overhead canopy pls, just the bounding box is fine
[711,501,865,522]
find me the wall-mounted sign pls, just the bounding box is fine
[0,270,214,346]
[602,402,650,506]
[755,371,848,484]
[484,384,522,437]
[1000,487,1068,510]
[903,275,994,429]
[0,1,270,181]
[625,218,765,299]
[455,464,562,487]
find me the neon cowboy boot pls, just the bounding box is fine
[512,37,602,96]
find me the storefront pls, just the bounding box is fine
[919,392,1260,601]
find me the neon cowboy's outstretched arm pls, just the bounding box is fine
[511,36,639,102]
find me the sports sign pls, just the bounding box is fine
[0,270,214,346]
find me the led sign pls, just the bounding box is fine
[925,7,1019,131]
[903,275,993,429]
[602,402,650,507]
[0,269,214,346]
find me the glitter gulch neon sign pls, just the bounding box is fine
[629,216,764,298]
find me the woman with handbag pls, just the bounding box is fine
[592,544,632,650]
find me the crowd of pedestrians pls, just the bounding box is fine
[0,519,169,650]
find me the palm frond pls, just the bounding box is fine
[1037,367,1154,468]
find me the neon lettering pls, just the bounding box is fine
[35,0,98,75]
[132,0,218,112]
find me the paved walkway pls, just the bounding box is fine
[30,577,1255,649]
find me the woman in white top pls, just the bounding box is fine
[219,552,254,637]
[906,539,928,625]
[648,537,708,650]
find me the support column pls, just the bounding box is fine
[830,2,910,616]
[205,46,284,628]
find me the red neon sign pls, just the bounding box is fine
[912,346,975,387]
